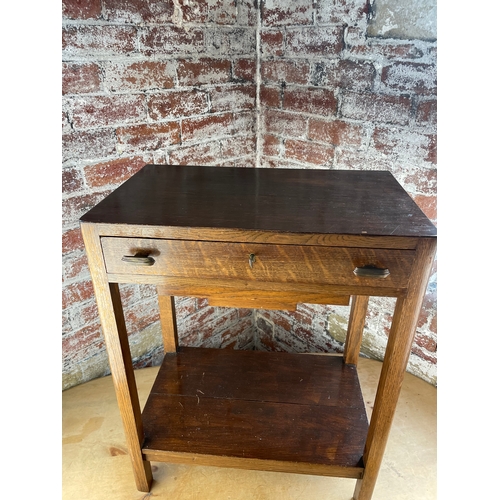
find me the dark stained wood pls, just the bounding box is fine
[141,347,368,473]
[80,165,437,238]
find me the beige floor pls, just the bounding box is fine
[62,357,436,500]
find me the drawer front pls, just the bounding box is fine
[101,237,415,289]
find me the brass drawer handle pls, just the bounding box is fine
[121,254,155,266]
[248,253,256,269]
[354,265,390,278]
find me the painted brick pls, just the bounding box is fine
[341,92,412,125]
[62,227,84,254]
[260,85,281,108]
[140,26,204,56]
[261,0,313,27]
[103,0,173,24]
[284,139,335,166]
[347,34,425,60]
[413,194,437,222]
[168,140,221,165]
[260,29,284,57]
[62,25,137,57]
[234,58,256,82]
[233,111,256,135]
[63,251,90,282]
[209,85,255,112]
[220,135,256,158]
[263,134,281,156]
[261,60,309,85]
[283,87,337,116]
[316,0,369,25]
[104,61,175,92]
[117,122,181,152]
[286,27,344,57]
[148,90,208,120]
[263,109,308,138]
[62,63,101,95]
[62,166,84,194]
[69,95,146,129]
[205,27,256,56]
[322,59,376,91]
[208,0,237,25]
[382,62,437,95]
[182,113,233,142]
[62,0,101,19]
[309,119,363,146]
[62,129,116,162]
[84,156,148,188]
[399,166,437,196]
[237,0,258,26]
[62,280,95,310]
[175,0,208,23]
[416,100,437,126]
[178,58,232,86]
[426,134,437,164]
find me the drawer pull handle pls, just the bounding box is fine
[121,254,155,266]
[248,253,256,269]
[354,265,390,278]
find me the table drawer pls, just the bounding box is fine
[101,237,415,288]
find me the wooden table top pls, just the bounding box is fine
[80,165,436,238]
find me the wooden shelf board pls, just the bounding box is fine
[141,347,368,477]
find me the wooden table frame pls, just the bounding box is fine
[80,165,436,500]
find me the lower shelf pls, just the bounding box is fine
[141,347,368,478]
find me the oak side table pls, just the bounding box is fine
[80,165,437,500]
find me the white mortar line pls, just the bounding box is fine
[255,1,262,170]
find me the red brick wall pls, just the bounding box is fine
[62,0,257,389]
[62,0,437,389]
[256,0,437,384]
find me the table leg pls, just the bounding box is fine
[157,288,179,353]
[353,238,436,500]
[81,223,153,492]
[344,295,369,366]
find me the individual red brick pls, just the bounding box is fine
[263,109,308,138]
[62,63,101,95]
[62,166,84,193]
[413,194,437,221]
[210,85,255,112]
[341,92,412,125]
[260,30,285,57]
[168,140,221,165]
[309,119,363,146]
[62,280,95,310]
[260,85,281,108]
[261,0,313,26]
[140,26,204,56]
[148,90,208,120]
[117,122,181,152]
[416,100,437,125]
[382,62,437,95]
[220,135,256,158]
[62,129,116,162]
[233,58,256,81]
[426,134,437,164]
[284,139,335,166]
[261,60,309,85]
[283,87,337,116]
[103,0,173,23]
[208,0,237,24]
[70,95,146,129]
[62,25,137,57]
[178,58,232,86]
[182,113,233,142]
[62,0,101,19]
[62,324,102,359]
[104,61,175,92]
[325,59,375,91]
[262,134,281,156]
[84,156,148,188]
[348,38,424,60]
[286,27,343,56]
[62,227,84,254]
